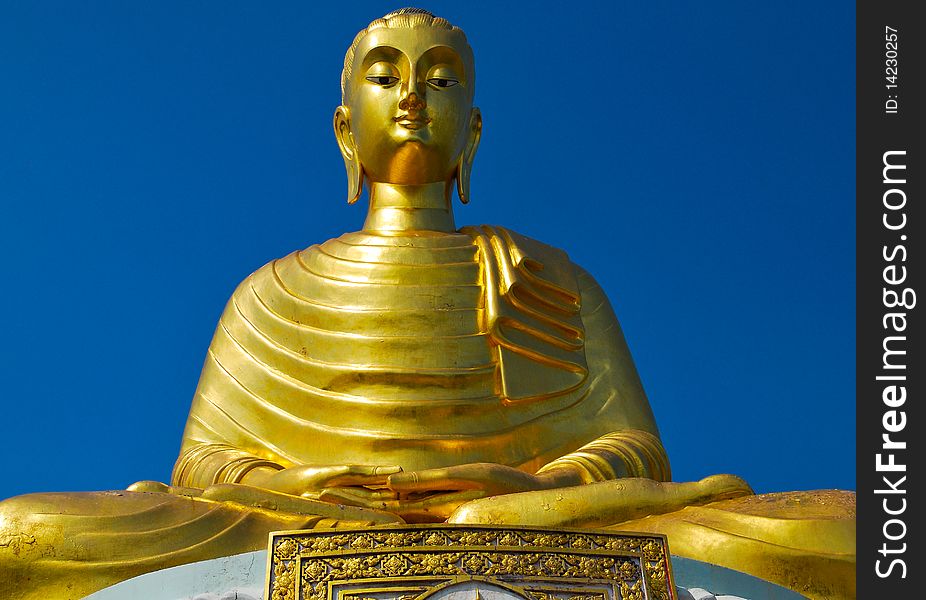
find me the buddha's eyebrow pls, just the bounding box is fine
[420,46,466,81]
[361,45,403,68]
[422,45,461,57]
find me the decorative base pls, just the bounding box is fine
[266,526,674,600]
[85,526,809,600]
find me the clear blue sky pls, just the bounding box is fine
[0,1,855,501]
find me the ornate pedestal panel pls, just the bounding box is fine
[266,526,676,600]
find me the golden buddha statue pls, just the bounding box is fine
[0,8,854,600]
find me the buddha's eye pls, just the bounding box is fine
[427,77,459,88]
[365,62,400,87]
[365,75,400,86]
[426,65,461,89]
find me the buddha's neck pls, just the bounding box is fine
[362,181,456,234]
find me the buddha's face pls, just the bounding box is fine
[342,26,476,185]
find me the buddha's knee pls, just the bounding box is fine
[1,492,92,567]
[0,493,59,557]
[0,490,186,599]
[0,489,188,565]
[0,492,73,598]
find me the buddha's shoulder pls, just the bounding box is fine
[461,223,603,290]
[224,229,483,299]
[460,224,568,256]
[235,226,559,274]
[224,225,602,299]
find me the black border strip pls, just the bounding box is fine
[857,0,923,595]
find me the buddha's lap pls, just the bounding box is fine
[0,484,854,600]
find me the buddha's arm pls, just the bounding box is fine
[171,442,284,489]
[536,429,670,483]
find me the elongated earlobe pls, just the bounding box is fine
[333,106,363,204]
[456,107,482,204]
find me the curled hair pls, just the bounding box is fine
[341,8,468,102]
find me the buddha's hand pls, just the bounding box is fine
[242,464,403,497]
[388,463,577,496]
[318,462,582,522]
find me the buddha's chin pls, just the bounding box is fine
[374,142,451,182]
[393,126,431,143]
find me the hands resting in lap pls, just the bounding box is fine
[238,462,582,522]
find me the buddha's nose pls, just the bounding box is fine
[399,92,426,112]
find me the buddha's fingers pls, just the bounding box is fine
[326,465,404,487]
[391,490,486,523]
[316,487,399,503]
[320,487,484,522]
[200,483,404,524]
[265,464,404,495]
[387,468,481,492]
[387,463,541,495]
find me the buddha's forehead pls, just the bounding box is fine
[353,26,473,72]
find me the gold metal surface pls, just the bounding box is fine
[612,491,856,600]
[0,8,855,600]
[266,525,676,600]
[446,476,753,529]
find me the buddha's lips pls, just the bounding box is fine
[393,114,431,130]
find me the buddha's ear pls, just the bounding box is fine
[334,106,363,204]
[456,107,482,204]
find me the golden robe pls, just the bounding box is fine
[173,226,668,488]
